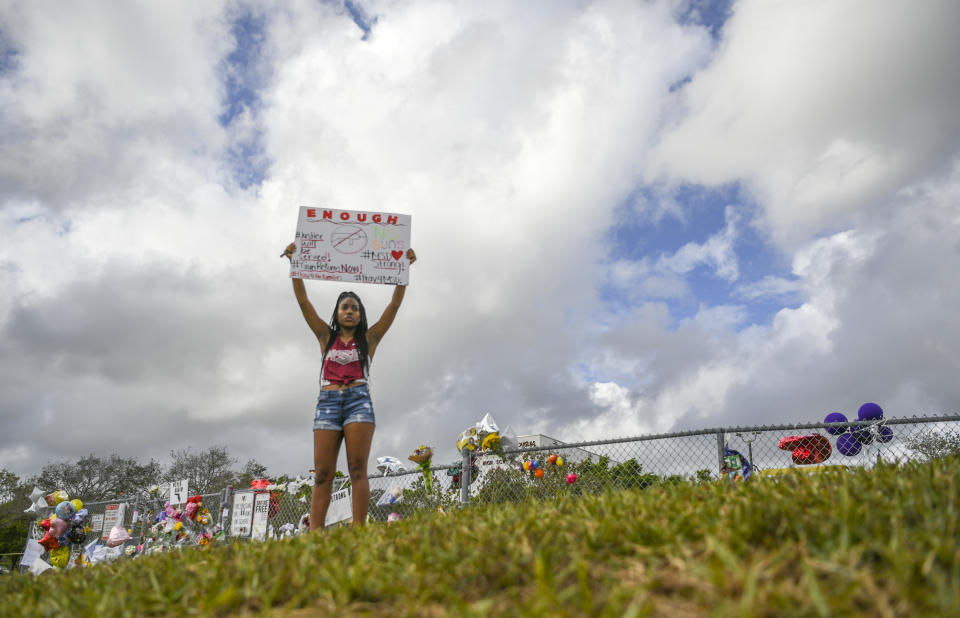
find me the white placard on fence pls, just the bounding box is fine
[20,538,43,568]
[325,487,353,527]
[231,492,254,537]
[101,503,125,540]
[290,207,412,286]
[91,513,104,532]
[169,479,188,505]
[251,492,270,541]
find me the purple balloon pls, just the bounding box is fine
[837,433,862,456]
[824,412,848,435]
[878,425,894,443]
[858,402,883,421]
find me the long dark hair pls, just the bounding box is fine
[323,291,370,374]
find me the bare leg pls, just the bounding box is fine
[343,422,375,526]
[311,429,342,532]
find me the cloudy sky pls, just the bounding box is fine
[2,0,959,480]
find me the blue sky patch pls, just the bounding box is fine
[0,30,19,75]
[344,0,377,40]
[677,0,734,41]
[602,182,800,329]
[219,9,270,189]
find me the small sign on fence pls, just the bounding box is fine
[290,207,412,286]
[251,492,270,541]
[170,479,189,505]
[231,492,254,537]
[20,538,43,568]
[325,487,352,526]
[101,503,125,540]
[91,513,104,533]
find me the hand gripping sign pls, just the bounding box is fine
[290,207,412,286]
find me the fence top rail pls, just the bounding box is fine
[488,413,960,454]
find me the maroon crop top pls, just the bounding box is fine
[320,337,368,387]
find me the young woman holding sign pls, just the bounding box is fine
[282,242,417,529]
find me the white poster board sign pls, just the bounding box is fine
[169,479,189,505]
[101,503,125,540]
[290,207,412,286]
[325,487,353,527]
[91,513,104,533]
[251,492,271,541]
[231,492,254,537]
[20,539,43,568]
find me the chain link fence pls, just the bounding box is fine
[19,414,960,570]
[370,414,960,515]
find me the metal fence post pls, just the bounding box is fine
[221,486,233,539]
[716,431,726,476]
[132,493,142,547]
[460,449,471,506]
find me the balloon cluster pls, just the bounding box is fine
[26,488,140,571]
[777,402,893,466]
[521,453,566,479]
[35,492,89,564]
[825,402,893,457]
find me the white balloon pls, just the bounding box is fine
[376,456,404,475]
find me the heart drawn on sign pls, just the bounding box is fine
[391,250,404,261]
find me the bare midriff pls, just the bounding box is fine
[321,381,366,391]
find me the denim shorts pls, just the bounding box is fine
[313,384,376,431]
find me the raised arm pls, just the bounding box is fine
[282,242,331,350]
[367,248,416,354]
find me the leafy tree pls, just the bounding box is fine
[904,431,960,461]
[233,459,269,490]
[0,468,20,504]
[28,454,162,501]
[610,459,660,490]
[0,468,31,570]
[164,446,238,495]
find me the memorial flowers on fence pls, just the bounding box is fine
[143,495,221,553]
[408,445,434,493]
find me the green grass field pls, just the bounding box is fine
[2,456,957,617]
